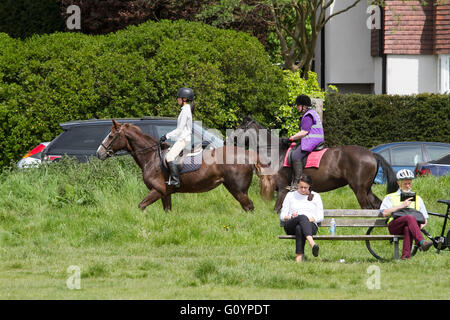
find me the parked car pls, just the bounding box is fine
[17,142,50,169]
[42,117,224,164]
[415,153,450,177]
[370,141,450,183]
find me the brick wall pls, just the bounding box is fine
[435,2,450,54]
[384,0,435,55]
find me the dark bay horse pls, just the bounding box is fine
[229,116,398,211]
[97,120,268,211]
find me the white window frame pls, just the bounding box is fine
[438,54,450,93]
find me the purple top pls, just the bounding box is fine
[300,114,314,132]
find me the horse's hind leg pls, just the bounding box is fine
[223,181,254,211]
[226,187,254,211]
[367,189,382,209]
[138,189,162,211]
[350,185,374,209]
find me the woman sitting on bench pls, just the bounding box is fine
[280,174,323,262]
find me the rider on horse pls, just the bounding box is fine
[160,87,194,188]
[287,94,324,190]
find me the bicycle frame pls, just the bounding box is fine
[422,199,450,252]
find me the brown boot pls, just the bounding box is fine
[285,160,303,191]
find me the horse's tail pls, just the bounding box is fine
[373,152,397,194]
[250,151,275,201]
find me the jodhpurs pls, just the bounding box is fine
[166,139,189,163]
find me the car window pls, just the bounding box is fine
[378,149,391,164]
[391,145,423,166]
[193,122,224,148]
[424,145,450,161]
[154,125,176,139]
[51,126,111,150]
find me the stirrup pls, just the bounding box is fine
[285,184,298,191]
[165,175,180,188]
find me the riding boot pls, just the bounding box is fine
[286,160,303,191]
[167,161,180,188]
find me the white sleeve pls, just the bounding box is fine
[379,196,393,213]
[280,192,292,221]
[166,109,187,140]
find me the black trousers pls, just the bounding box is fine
[284,215,318,254]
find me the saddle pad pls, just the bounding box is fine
[160,149,202,174]
[283,142,298,167]
[305,148,328,168]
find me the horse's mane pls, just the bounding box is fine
[123,123,158,143]
[239,115,291,152]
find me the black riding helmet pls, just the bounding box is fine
[177,87,195,101]
[295,94,312,107]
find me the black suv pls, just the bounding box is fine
[42,117,224,163]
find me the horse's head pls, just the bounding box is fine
[96,120,130,160]
[236,114,259,131]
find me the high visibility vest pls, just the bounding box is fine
[386,192,422,224]
[300,109,324,152]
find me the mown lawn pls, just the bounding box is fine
[0,157,449,299]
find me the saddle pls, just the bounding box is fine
[160,143,204,175]
[284,142,326,168]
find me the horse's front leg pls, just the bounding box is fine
[138,189,163,211]
[160,195,172,211]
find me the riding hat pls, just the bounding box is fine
[177,87,195,101]
[295,94,312,107]
[396,169,415,180]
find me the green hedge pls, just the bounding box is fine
[0,20,289,168]
[323,93,450,148]
[0,0,65,39]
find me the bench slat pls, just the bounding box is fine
[320,218,387,227]
[278,235,403,240]
[323,209,382,217]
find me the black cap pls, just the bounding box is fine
[295,94,312,107]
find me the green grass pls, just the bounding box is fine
[0,156,449,299]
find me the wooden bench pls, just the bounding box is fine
[278,209,404,260]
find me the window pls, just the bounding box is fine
[391,145,423,166]
[438,55,450,93]
[378,148,391,164]
[154,125,177,145]
[424,145,450,161]
[52,126,111,150]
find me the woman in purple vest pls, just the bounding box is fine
[287,94,324,190]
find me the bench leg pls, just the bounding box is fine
[393,237,399,260]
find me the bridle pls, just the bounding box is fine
[101,130,121,157]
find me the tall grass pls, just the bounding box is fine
[0,156,449,299]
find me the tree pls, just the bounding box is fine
[197,0,363,74]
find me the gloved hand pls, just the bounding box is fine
[280,137,291,146]
[159,135,167,143]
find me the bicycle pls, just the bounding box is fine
[411,199,450,256]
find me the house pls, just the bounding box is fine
[314,0,450,94]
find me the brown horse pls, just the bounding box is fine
[229,116,398,212]
[96,120,267,211]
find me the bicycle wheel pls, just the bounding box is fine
[365,227,399,261]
